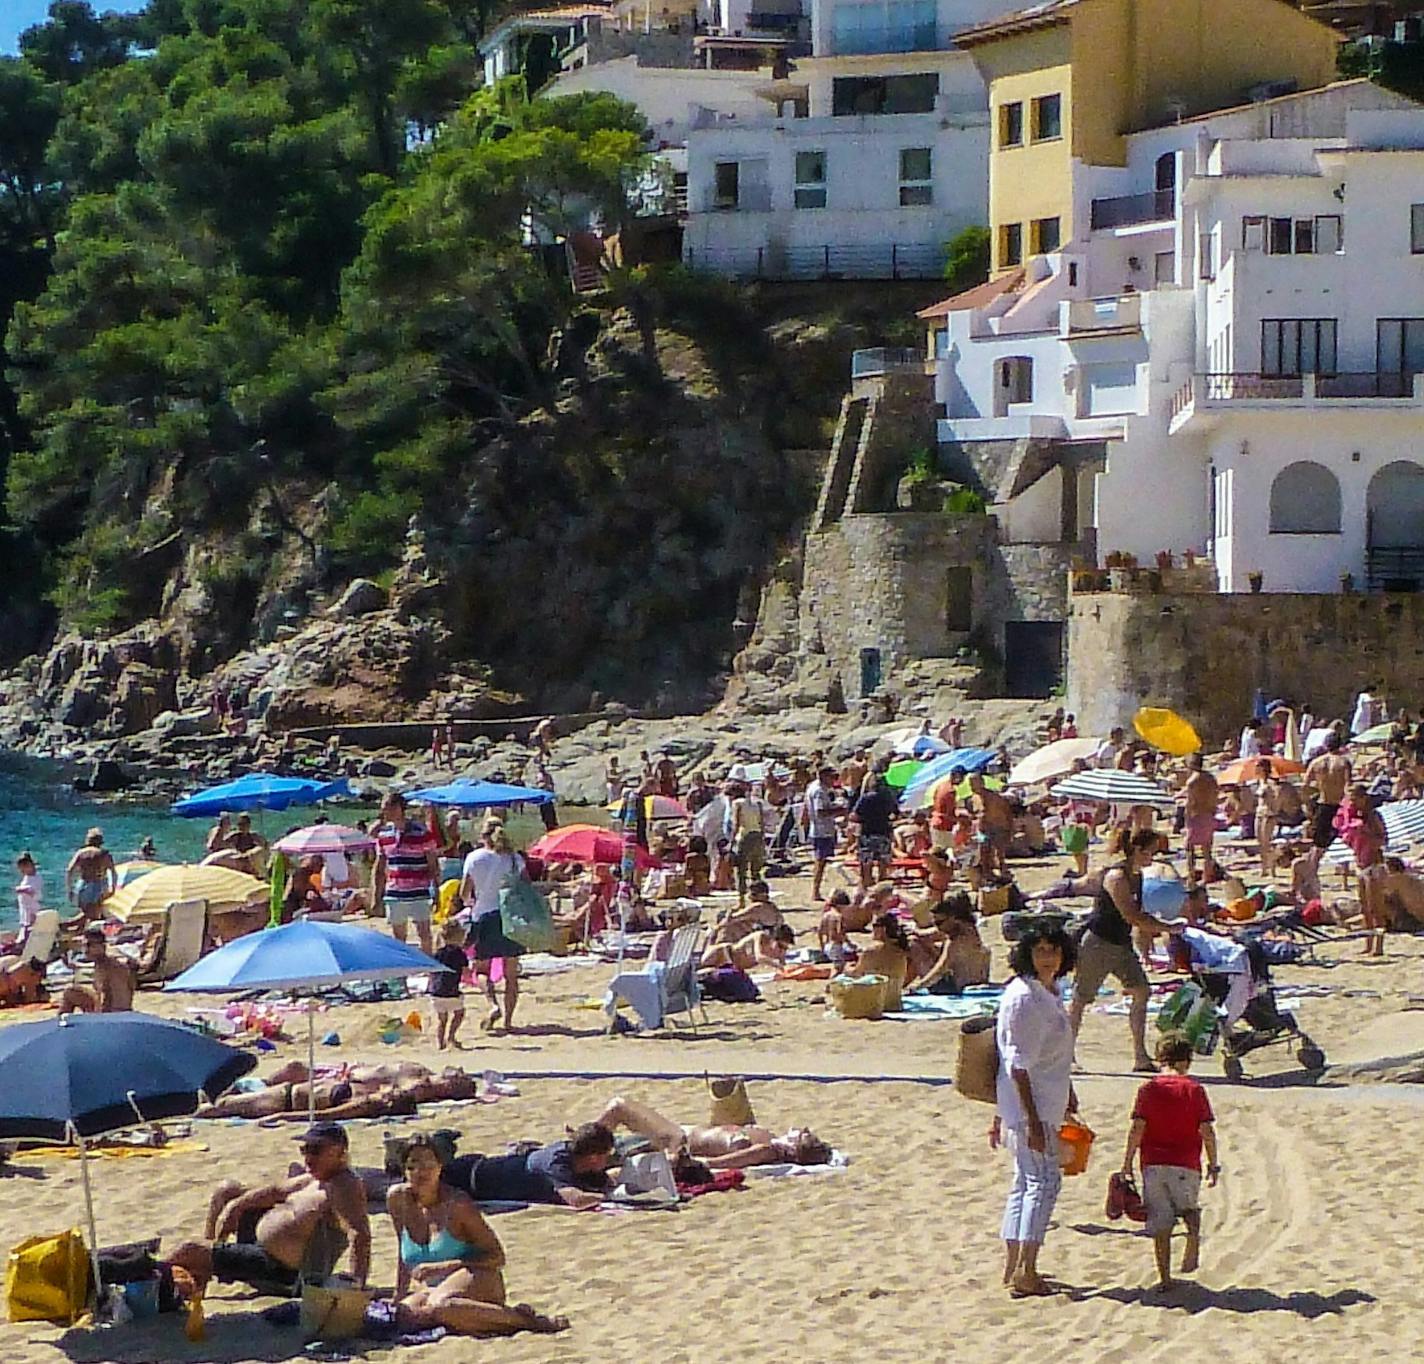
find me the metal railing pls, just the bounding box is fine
[1089,189,1174,230]
[851,347,922,378]
[1367,546,1424,591]
[1204,373,1305,400]
[684,240,944,280]
[1315,372,1413,398]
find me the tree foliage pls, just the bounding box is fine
[1,0,648,631]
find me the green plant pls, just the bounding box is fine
[943,226,991,294]
[943,486,986,515]
[901,447,938,485]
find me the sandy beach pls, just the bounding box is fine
[4,852,1424,1364]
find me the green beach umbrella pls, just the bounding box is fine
[886,759,925,788]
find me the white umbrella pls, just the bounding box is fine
[1008,737,1101,787]
[1051,769,1174,809]
[1322,800,1424,865]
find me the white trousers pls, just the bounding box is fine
[1001,1126,1062,1246]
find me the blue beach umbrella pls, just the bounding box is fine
[902,747,996,808]
[171,773,349,818]
[0,1012,256,1293]
[166,920,444,1120]
[404,779,553,807]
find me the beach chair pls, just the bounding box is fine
[603,925,710,1032]
[18,910,60,967]
[139,899,208,985]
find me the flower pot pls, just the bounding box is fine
[1155,551,1174,570]
[1247,572,1264,594]
[1339,573,1355,594]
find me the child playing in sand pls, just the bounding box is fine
[429,920,468,1050]
[1120,1032,1219,1290]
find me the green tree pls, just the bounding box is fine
[943,224,991,294]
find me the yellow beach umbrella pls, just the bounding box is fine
[1133,706,1201,757]
[106,863,266,920]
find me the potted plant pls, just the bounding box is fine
[1183,548,1197,569]
[1247,570,1264,593]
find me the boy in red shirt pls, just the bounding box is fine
[1120,1032,1219,1290]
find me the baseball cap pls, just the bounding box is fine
[295,1121,348,1149]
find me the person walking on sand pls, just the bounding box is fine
[991,923,1079,1298]
[459,821,526,1032]
[1181,754,1219,884]
[1304,733,1352,871]
[1068,828,1177,1073]
[374,792,441,956]
[65,829,115,921]
[1120,1032,1219,1292]
[429,920,469,1050]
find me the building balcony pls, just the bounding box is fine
[1062,293,1141,337]
[1168,371,1424,434]
[1088,189,1174,231]
[851,347,923,378]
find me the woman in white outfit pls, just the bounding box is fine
[992,923,1079,1298]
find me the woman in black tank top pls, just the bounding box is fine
[1087,866,1142,947]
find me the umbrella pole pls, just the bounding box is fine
[73,1126,104,1312]
[307,1002,317,1126]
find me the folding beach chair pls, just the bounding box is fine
[139,899,209,984]
[603,925,710,1032]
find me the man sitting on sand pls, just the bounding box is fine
[441,1123,616,1211]
[594,1095,834,1169]
[196,1063,477,1120]
[709,881,782,946]
[167,1121,370,1297]
[57,925,162,1014]
[701,924,794,972]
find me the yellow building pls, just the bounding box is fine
[956,0,1340,273]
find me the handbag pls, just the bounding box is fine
[706,1074,756,1127]
[299,1277,373,1340]
[956,1015,999,1103]
[6,1228,91,1324]
[498,875,558,953]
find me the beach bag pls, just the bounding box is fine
[706,1075,756,1127]
[1061,824,1089,855]
[827,974,887,1020]
[613,1151,679,1204]
[498,876,558,953]
[1156,982,1219,1054]
[700,967,760,1003]
[956,1015,999,1103]
[300,1277,373,1340]
[6,1228,90,1324]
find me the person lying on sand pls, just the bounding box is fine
[594,1096,833,1169]
[709,881,783,946]
[196,1065,477,1120]
[386,1134,567,1337]
[166,1121,370,1297]
[700,924,794,972]
[441,1122,616,1211]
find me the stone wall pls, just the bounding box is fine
[585,25,696,68]
[1067,588,1424,740]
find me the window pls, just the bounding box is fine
[1200,226,1219,281]
[794,150,826,209]
[1031,93,1061,141]
[999,356,1033,405]
[1412,204,1424,253]
[1261,318,1337,376]
[899,147,932,206]
[713,161,739,209]
[1031,216,1060,254]
[831,73,937,116]
[1269,461,1341,534]
[946,567,973,632]
[1242,214,1342,255]
[1001,221,1023,267]
[999,101,1023,147]
[1154,250,1174,284]
[831,0,937,55]
[1378,318,1424,393]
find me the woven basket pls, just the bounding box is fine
[956,1015,999,1103]
[706,1075,756,1127]
[827,974,887,1020]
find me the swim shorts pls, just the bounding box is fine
[857,834,892,864]
[385,897,433,927]
[1311,803,1340,849]
[1074,930,1148,1001]
[1142,1164,1201,1236]
[810,836,836,861]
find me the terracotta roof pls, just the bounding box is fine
[917,269,1027,318]
[955,0,1078,47]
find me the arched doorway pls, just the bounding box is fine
[1367,459,1424,589]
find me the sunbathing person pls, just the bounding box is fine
[167,1121,370,1297]
[701,924,794,971]
[441,1123,616,1211]
[709,882,783,945]
[904,894,990,994]
[196,1066,477,1120]
[850,913,910,1011]
[1381,857,1424,929]
[387,1135,566,1337]
[594,1095,833,1169]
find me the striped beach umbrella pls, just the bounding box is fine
[1050,769,1174,809]
[1322,799,1424,865]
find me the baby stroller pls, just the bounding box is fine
[1192,938,1325,1081]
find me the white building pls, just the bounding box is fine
[680,0,1026,278]
[926,82,1424,593]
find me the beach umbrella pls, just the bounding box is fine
[1051,769,1174,809]
[602,794,689,820]
[1216,755,1306,786]
[106,863,266,921]
[528,824,662,871]
[1133,707,1201,756]
[273,824,377,857]
[171,774,349,818]
[166,920,443,1121]
[1352,722,1397,747]
[1008,737,1101,787]
[113,859,164,888]
[901,748,995,808]
[1323,799,1424,865]
[405,779,552,807]
[0,1012,255,1296]
[910,773,1004,810]
[885,759,926,789]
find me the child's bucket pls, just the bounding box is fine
[1058,1119,1095,1176]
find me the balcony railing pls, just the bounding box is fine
[829,22,938,53]
[1065,294,1141,333]
[1203,373,1304,400]
[1172,371,1422,424]
[1089,189,1174,230]
[851,347,922,378]
[684,240,944,280]
[1367,546,1424,592]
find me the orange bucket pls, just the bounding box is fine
[1058,1119,1095,1176]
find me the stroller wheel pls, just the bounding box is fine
[1298,1044,1326,1073]
[1222,1056,1245,1082]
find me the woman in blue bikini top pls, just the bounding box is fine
[385,1134,569,1339]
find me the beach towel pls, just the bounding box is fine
[677,1170,745,1198]
[884,994,999,1021]
[743,1151,851,1178]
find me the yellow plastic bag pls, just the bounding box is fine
[6,1228,90,1324]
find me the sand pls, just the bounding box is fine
[4,850,1424,1364]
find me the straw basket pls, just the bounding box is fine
[827,974,887,1020]
[300,1278,373,1340]
[955,1015,999,1103]
[706,1075,756,1127]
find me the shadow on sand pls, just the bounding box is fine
[1081,1283,1374,1318]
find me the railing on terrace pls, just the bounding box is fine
[684,241,943,280]
[1176,372,1420,408]
[1089,189,1174,230]
[851,347,922,378]
[1367,546,1424,592]
[1204,372,1304,399]
[1315,372,1413,398]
